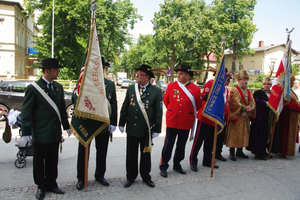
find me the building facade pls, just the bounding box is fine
[0,0,39,81]
[225,41,299,82]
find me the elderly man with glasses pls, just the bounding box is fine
[119,64,163,188]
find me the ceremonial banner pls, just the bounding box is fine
[71,23,110,147]
[267,40,292,120]
[202,56,225,134]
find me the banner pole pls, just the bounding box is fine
[84,146,89,188]
[211,124,218,177]
[268,116,277,158]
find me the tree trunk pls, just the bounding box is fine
[231,39,238,80]
[170,41,176,83]
[202,52,212,85]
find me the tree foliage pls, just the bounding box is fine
[212,0,257,76]
[23,0,141,80]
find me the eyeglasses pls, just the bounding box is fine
[136,73,148,77]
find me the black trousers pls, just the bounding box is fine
[33,142,59,190]
[159,127,189,171]
[126,135,151,181]
[77,132,110,181]
[216,125,227,155]
[190,121,214,166]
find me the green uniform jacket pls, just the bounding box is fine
[21,78,70,143]
[102,78,117,133]
[119,83,163,137]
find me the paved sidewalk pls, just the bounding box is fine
[0,127,300,200]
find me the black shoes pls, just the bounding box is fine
[124,180,134,188]
[229,153,237,161]
[190,165,198,172]
[36,188,45,200]
[76,181,84,190]
[143,180,155,188]
[236,151,249,159]
[52,187,65,194]
[215,154,227,162]
[202,162,219,169]
[96,178,110,186]
[160,170,168,178]
[173,167,186,174]
[255,154,267,160]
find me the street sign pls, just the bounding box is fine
[247,70,262,74]
[167,70,171,76]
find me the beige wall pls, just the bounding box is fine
[225,46,297,82]
[0,2,38,80]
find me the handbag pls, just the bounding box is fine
[2,116,12,143]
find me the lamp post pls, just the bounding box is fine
[51,0,54,58]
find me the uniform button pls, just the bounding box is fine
[54,125,56,128]
[180,104,182,106]
[134,124,136,126]
[135,116,137,118]
[136,109,138,111]
[179,110,181,113]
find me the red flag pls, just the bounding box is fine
[267,40,292,120]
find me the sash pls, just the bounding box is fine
[30,82,62,123]
[134,83,152,153]
[177,81,197,140]
[235,85,251,106]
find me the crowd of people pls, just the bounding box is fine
[19,58,300,200]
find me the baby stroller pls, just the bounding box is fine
[10,111,33,168]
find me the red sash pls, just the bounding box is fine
[235,85,251,106]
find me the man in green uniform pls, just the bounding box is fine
[119,65,162,188]
[21,58,71,200]
[76,57,117,190]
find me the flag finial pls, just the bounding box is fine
[286,27,294,41]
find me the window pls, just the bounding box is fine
[271,61,275,71]
[238,62,243,71]
[10,83,27,93]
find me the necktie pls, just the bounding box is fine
[48,82,54,98]
[140,86,144,96]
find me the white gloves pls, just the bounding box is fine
[22,136,32,142]
[119,126,124,133]
[152,132,159,138]
[66,129,72,137]
[108,125,116,133]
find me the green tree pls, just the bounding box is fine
[152,0,191,82]
[96,0,142,63]
[292,64,300,77]
[23,0,92,80]
[152,0,219,82]
[23,0,141,80]
[212,0,258,76]
[114,34,157,79]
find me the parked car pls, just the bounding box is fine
[0,80,74,121]
[130,80,136,85]
[121,79,131,88]
[117,77,127,86]
[156,81,168,96]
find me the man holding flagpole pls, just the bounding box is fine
[119,65,162,188]
[278,74,300,157]
[71,2,110,190]
[76,57,117,190]
[159,65,201,178]
[189,76,220,171]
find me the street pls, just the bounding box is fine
[0,86,299,199]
